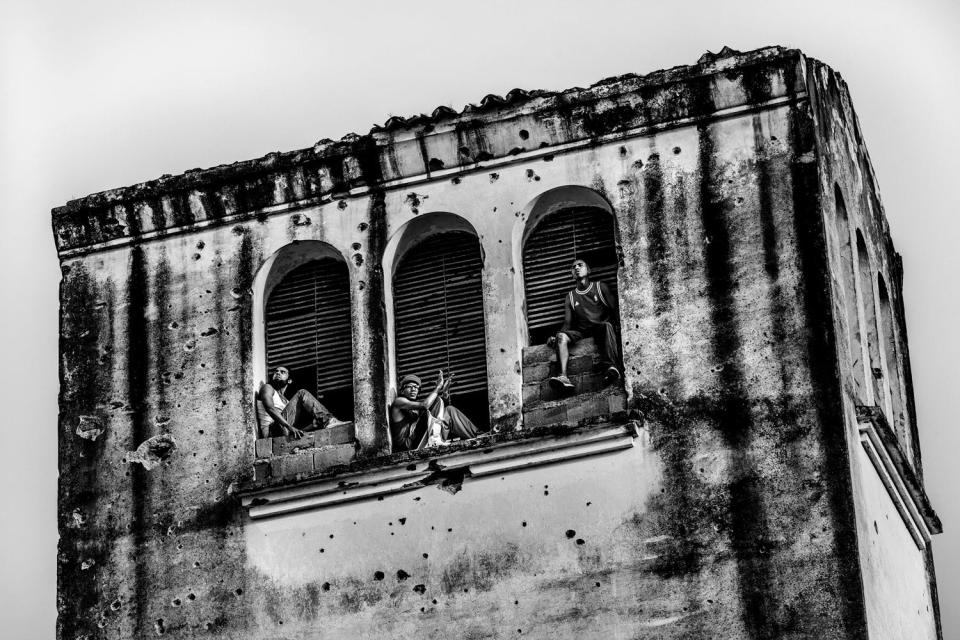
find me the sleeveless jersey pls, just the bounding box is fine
[257,385,288,429]
[567,281,612,331]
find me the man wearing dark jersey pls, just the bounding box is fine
[549,258,622,392]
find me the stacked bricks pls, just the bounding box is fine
[521,338,627,429]
[253,422,357,482]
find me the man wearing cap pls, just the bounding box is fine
[390,370,482,452]
[549,258,622,392]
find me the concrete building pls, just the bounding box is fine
[54,46,942,638]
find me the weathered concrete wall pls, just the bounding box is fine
[56,47,939,638]
[806,59,942,639]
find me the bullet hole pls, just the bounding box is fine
[586,501,592,506]
[322,582,330,591]
[518,630,522,634]
[110,598,122,611]
[458,146,471,157]
[353,254,364,267]
[632,159,644,170]
[422,552,429,558]
[500,347,506,352]
[172,598,181,606]
[518,129,530,140]
[358,222,368,232]
[736,197,744,204]
[183,338,197,352]
[187,593,195,601]
[128,433,177,470]
[174,372,183,380]
[544,490,549,496]
[404,192,422,213]
[672,146,682,154]
[447,528,452,532]
[291,213,312,226]
[196,240,205,250]
[522,521,527,527]
[771,135,778,141]
[432,599,438,605]
[154,619,165,635]
[398,518,406,525]
[489,173,499,183]
[420,607,426,612]
[526,169,538,181]
[413,584,426,594]
[463,588,469,593]
[874,521,878,533]
[648,153,660,162]
[595,582,601,587]
[576,539,585,545]
[200,327,219,337]
[543,154,554,162]
[337,200,348,210]
[374,571,385,581]
[397,569,410,581]
[81,559,95,570]
[234,588,243,597]
[192,253,202,261]
[508,147,524,156]
[565,530,576,539]
[351,242,362,251]
[428,158,445,171]
[194,562,201,568]
[707,598,714,604]
[319,548,324,553]
[230,287,243,299]
[168,321,179,330]
[515,600,519,605]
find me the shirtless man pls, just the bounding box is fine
[549,258,622,392]
[390,370,481,452]
[257,366,345,439]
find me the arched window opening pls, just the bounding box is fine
[834,185,865,399]
[522,206,619,344]
[856,231,884,407]
[265,257,354,421]
[878,274,907,445]
[393,230,489,430]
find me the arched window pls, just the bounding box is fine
[856,231,884,408]
[833,185,865,400]
[393,230,489,429]
[877,274,906,445]
[522,206,618,344]
[265,256,354,421]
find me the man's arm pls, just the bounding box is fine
[600,281,620,325]
[258,384,303,439]
[561,292,573,332]
[391,371,446,415]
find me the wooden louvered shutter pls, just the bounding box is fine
[265,259,353,417]
[523,207,618,343]
[394,232,488,396]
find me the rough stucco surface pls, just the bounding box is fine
[55,47,940,638]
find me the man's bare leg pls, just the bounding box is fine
[549,332,575,391]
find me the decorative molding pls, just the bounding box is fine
[856,405,941,550]
[241,422,639,520]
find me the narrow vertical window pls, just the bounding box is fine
[834,185,865,400]
[265,257,354,421]
[393,231,489,428]
[877,274,906,446]
[522,206,618,344]
[856,231,885,408]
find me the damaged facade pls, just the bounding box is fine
[55,46,942,638]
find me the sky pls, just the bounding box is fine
[1,1,957,637]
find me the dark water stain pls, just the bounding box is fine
[697,122,775,639]
[786,85,868,638]
[126,244,152,637]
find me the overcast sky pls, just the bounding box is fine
[1,1,957,637]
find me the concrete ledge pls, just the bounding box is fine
[254,422,355,459]
[856,405,942,549]
[239,420,641,518]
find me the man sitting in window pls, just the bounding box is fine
[390,370,482,452]
[257,366,346,439]
[549,258,622,392]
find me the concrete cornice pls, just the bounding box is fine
[52,45,807,257]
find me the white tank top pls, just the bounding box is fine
[257,385,287,429]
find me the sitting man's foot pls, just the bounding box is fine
[324,417,350,429]
[549,374,575,391]
[603,366,621,385]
